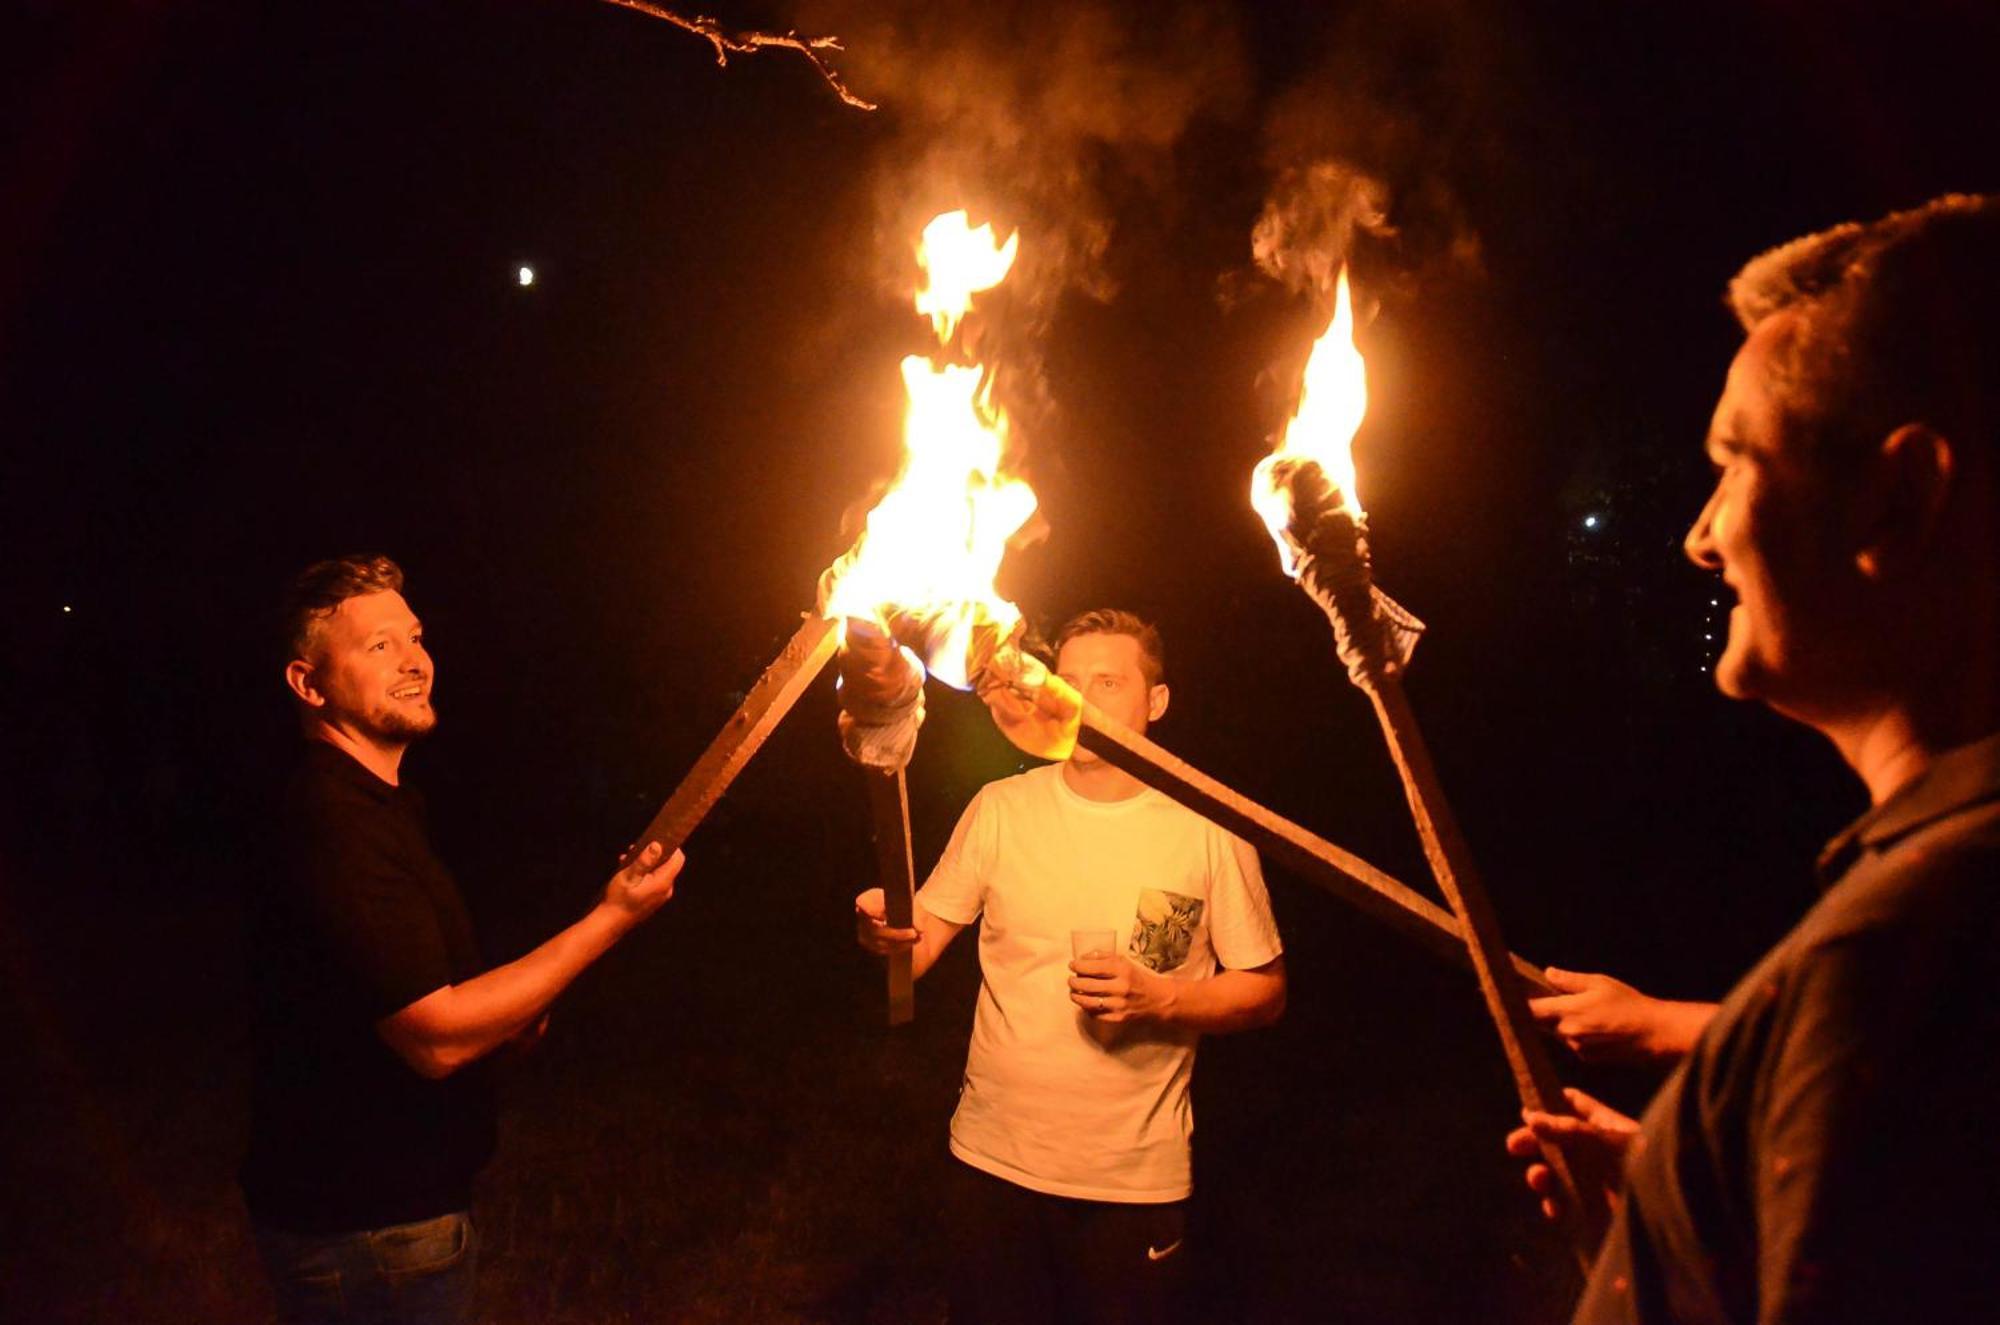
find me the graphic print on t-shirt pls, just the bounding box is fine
[1128,888,1205,972]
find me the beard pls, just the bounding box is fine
[364,697,438,743]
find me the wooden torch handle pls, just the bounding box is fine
[1363,673,1611,1266]
[632,614,842,858]
[1070,707,1553,996]
[864,766,917,1025]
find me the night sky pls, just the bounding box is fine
[4,1,1997,1320]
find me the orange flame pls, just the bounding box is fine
[821,212,1036,689]
[914,210,1020,343]
[1251,267,1369,575]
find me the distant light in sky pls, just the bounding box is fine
[517,265,535,287]
[1583,514,1601,530]
[62,604,72,614]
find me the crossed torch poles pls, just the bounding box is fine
[625,475,1606,1267]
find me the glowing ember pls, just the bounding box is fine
[913,210,1020,343]
[1251,267,1369,575]
[821,211,1037,690]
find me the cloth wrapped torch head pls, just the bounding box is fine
[1275,457,1425,687]
[969,639,1083,762]
[819,557,1054,771]
[830,617,927,772]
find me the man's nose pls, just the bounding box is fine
[1684,487,1723,571]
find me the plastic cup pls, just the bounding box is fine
[1070,929,1118,960]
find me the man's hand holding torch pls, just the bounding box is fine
[854,887,960,980]
[1505,1086,1642,1225]
[1528,969,1718,1065]
[605,841,686,928]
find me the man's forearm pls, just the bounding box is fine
[382,903,633,1077]
[1152,963,1286,1033]
[908,902,966,981]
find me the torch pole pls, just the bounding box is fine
[631,613,842,859]
[829,616,928,1025]
[863,767,918,1025]
[1069,713,1551,994]
[1296,482,1608,1268]
[974,647,1552,994]
[1364,672,1608,1264]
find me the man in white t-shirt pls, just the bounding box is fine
[856,609,1286,1324]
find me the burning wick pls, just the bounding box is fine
[820,209,1037,691]
[816,208,1031,1027]
[1252,267,1369,572]
[1250,268,1422,684]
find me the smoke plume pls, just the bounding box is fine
[1245,1,1493,306]
[800,0,1247,313]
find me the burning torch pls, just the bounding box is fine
[625,210,1032,1027]
[1250,269,1609,1263]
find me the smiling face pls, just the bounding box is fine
[297,589,437,745]
[1684,315,1868,720]
[1055,631,1167,764]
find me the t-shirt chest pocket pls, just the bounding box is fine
[1127,885,1207,973]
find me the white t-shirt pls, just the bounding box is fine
[917,762,1283,1203]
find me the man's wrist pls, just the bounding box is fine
[586,897,639,942]
[1663,1000,1714,1056]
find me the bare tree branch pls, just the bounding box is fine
[593,0,878,111]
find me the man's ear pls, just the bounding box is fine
[284,658,325,708]
[1854,423,1955,580]
[1148,683,1170,723]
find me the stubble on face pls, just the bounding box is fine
[363,690,437,742]
[313,590,438,746]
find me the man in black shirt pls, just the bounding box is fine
[244,554,682,1324]
[1506,194,2000,1321]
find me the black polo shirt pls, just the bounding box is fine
[242,740,497,1234]
[1577,732,2000,1323]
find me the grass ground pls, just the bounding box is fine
[1,758,1600,1324]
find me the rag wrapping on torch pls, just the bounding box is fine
[1261,456,1425,686]
[1272,455,1611,1264]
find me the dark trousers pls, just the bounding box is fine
[252,1210,477,1325]
[944,1158,1191,1325]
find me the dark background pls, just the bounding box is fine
[3,1,1994,1320]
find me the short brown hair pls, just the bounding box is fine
[1726,193,1999,466]
[280,554,405,661]
[1052,608,1165,686]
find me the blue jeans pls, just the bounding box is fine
[253,1211,478,1325]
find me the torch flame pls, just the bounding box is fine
[821,211,1037,690]
[914,210,1020,343]
[1251,266,1369,575]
